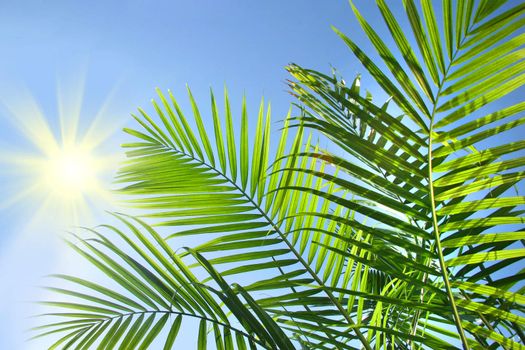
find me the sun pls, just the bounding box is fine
[43,146,101,199]
[0,80,123,229]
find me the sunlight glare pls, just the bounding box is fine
[0,78,123,230]
[44,146,99,199]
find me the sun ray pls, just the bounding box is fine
[0,77,123,231]
[0,182,42,211]
[81,76,127,148]
[0,152,42,172]
[57,71,86,149]
[23,194,56,229]
[0,83,59,156]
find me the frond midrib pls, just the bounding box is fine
[425,19,503,349]
[138,137,374,350]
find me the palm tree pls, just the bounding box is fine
[33,1,524,349]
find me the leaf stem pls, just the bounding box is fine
[428,61,470,349]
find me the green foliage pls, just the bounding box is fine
[34,1,524,349]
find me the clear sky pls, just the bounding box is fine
[0,1,381,348]
[0,1,523,349]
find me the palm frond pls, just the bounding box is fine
[285,0,525,348]
[35,1,524,349]
[32,215,292,349]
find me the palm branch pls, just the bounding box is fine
[33,0,524,349]
[33,87,378,349]
[285,0,525,348]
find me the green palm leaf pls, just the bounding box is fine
[285,0,524,348]
[35,1,524,349]
[32,216,290,349]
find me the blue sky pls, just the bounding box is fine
[0,1,523,349]
[0,1,384,348]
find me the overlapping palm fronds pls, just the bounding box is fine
[31,214,295,349]
[34,0,524,349]
[285,0,525,348]
[33,87,378,349]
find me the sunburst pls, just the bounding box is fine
[0,79,124,230]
